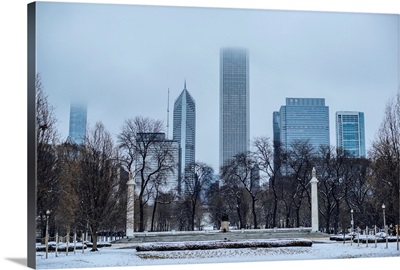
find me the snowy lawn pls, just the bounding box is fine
[36,238,400,270]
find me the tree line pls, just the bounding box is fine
[36,74,400,251]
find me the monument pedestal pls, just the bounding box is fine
[221,221,230,232]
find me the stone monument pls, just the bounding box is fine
[310,167,319,232]
[126,171,135,237]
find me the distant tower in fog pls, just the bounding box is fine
[336,111,365,157]
[68,103,87,145]
[219,47,250,167]
[173,81,196,194]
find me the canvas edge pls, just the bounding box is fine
[27,2,37,269]
[23,2,400,270]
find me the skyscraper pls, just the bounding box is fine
[272,111,281,145]
[68,102,87,145]
[173,82,196,194]
[336,111,365,157]
[272,111,282,177]
[274,98,330,151]
[219,47,250,167]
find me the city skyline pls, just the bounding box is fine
[36,2,399,172]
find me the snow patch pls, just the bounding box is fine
[136,238,312,251]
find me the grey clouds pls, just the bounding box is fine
[36,2,399,171]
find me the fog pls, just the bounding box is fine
[36,2,399,171]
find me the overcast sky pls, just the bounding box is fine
[36,2,399,171]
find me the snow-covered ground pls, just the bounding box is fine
[34,238,400,270]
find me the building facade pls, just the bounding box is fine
[274,98,330,151]
[336,111,365,157]
[134,133,179,194]
[173,82,196,194]
[219,47,250,167]
[68,102,87,145]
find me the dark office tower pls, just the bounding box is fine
[272,111,282,179]
[173,81,196,194]
[277,98,330,151]
[272,111,281,145]
[336,111,365,157]
[219,47,250,167]
[68,102,87,145]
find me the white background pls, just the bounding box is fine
[1,1,400,270]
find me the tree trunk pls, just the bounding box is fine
[191,200,196,231]
[91,233,98,252]
[252,198,257,229]
[272,196,278,228]
[139,196,145,232]
[236,206,244,229]
[150,200,158,232]
[325,211,331,234]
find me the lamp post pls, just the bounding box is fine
[382,203,386,228]
[351,209,354,246]
[45,210,51,259]
[382,203,388,248]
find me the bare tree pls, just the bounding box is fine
[182,162,214,230]
[205,180,224,229]
[118,116,177,232]
[252,136,282,227]
[219,184,249,229]
[369,92,400,227]
[55,142,81,238]
[221,152,260,229]
[150,191,176,231]
[75,122,120,251]
[285,140,314,228]
[315,146,352,233]
[35,73,60,238]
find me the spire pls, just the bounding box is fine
[166,88,170,139]
[184,79,187,90]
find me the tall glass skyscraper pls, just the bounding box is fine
[173,82,196,194]
[68,102,87,145]
[274,98,330,151]
[219,47,249,167]
[336,111,365,157]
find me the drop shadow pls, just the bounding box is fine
[5,258,27,267]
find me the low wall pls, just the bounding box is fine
[115,227,316,244]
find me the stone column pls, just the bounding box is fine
[310,167,319,232]
[126,172,135,238]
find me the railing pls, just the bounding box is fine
[37,232,121,259]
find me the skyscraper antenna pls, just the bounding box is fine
[167,88,170,139]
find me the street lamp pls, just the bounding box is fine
[45,210,51,259]
[350,209,354,245]
[382,203,388,248]
[382,203,386,228]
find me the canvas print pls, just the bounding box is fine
[28,1,400,269]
